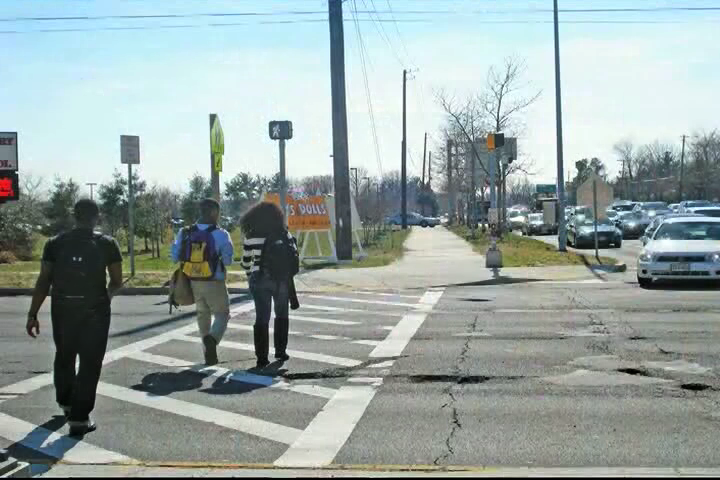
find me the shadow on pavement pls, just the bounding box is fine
[131,371,208,396]
[6,415,67,465]
[110,294,252,338]
[637,280,720,291]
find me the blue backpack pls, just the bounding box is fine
[180,225,220,281]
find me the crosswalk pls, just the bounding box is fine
[0,287,444,468]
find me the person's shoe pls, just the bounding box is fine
[256,358,271,369]
[202,335,218,366]
[274,352,290,361]
[68,419,97,437]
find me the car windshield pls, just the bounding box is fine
[654,222,720,240]
[613,204,635,211]
[642,202,667,210]
[529,214,543,222]
[686,201,712,208]
[695,208,720,218]
[508,211,523,218]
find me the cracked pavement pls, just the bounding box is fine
[334,278,720,467]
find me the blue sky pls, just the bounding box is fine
[2,0,720,196]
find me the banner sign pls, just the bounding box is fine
[264,193,332,231]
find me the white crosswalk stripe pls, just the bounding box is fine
[126,351,337,399]
[306,294,417,308]
[173,335,363,368]
[97,382,302,445]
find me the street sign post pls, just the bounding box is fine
[0,132,19,204]
[209,114,224,200]
[0,133,18,171]
[120,135,140,277]
[269,121,293,224]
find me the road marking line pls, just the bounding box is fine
[306,295,416,308]
[97,382,301,445]
[353,291,422,299]
[274,385,376,468]
[126,351,336,399]
[301,304,401,317]
[348,377,383,384]
[225,324,304,337]
[308,334,350,341]
[370,289,445,358]
[368,360,395,368]
[0,412,133,464]
[174,336,362,368]
[291,315,360,326]
[352,339,381,346]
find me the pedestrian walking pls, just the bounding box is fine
[172,198,234,366]
[26,199,123,437]
[240,202,300,369]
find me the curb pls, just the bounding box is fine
[589,263,628,273]
[0,287,249,297]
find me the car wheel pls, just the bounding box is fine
[613,239,622,248]
[637,276,652,288]
[420,221,429,228]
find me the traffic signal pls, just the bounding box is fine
[486,133,505,151]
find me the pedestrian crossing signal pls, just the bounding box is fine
[0,171,19,202]
[486,133,505,151]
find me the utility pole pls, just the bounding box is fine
[470,141,477,238]
[679,134,687,202]
[401,69,408,230]
[421,132,427,186]
[553,0,567,252]
[428,151,432,188]
[350,167,359,198]
[447,139,455,225]
[86,182,97,201]
[328,0,352,260]
[127,163,135,276]
[279,138,287,224]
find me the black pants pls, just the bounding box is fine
[51,299,111,422]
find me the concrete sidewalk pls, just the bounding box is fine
[292,227,611,292]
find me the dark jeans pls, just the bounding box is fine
[249,272,289,327]
[51,298,111,422]
[249,272,290,360]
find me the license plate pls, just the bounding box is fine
[670,263,691,272]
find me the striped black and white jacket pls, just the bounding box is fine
[241,231,298,274]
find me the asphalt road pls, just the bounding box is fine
[528,232,643,267]
[2,278,720,472]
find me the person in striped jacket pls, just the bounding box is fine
[240,202,298,368]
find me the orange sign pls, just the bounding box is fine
[264,193,332,231]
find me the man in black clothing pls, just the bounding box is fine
[26,199,123,437]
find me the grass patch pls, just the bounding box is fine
[302,228,410,270]
[448,225,617,267]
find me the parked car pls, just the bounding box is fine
[637,217,720,287]
[506,210,529,231]
[668,203,680,213]
[567,214,622,249]
[385,212,440,227]
[633,201,672,219]
[678,200,712,213]
[522,213,557,236]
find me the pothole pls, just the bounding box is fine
[617,367,650,376]
[628,335,648,340]
[681,383,713,392]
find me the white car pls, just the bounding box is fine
[637,217,720,287]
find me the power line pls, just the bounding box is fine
[362,0,407,68]
[350,0,384,178]
[385,0,415,66]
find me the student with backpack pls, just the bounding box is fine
[172,198,234,366]
[26,199,124,437]
[240,201,299,369]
